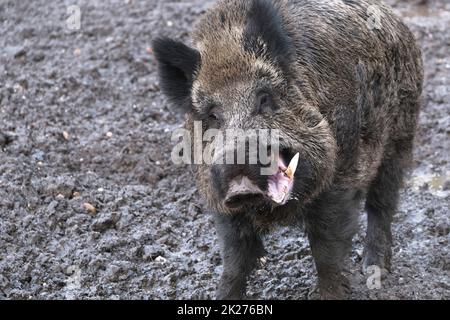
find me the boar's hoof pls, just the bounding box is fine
[362,244,392,277]
[309,276,351,300]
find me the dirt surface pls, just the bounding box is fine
[0,0,449,300]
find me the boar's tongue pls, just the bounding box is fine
[267,153,299,205]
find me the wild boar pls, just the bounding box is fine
[152,0,423,299]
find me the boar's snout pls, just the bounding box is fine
[223,176,265,210]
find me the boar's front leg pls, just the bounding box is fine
[214,213,265,300]
[305,190,361,299]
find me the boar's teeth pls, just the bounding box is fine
[271,192,286,204]
[285,152,299,179]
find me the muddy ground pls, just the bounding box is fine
[0,0,449,300]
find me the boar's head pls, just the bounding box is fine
[153,0,337,215]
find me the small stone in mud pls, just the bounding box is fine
[43,177,75,197]
[435,221,450,237]
[14,48,27,59]
[32,53,45,62]
[62,131,70,140]
[419,182,429,191]
[282,252,298,261]
[443,180,450,191]
[155,256,167,263]
[103,263,131,282]
[13,83,25,93]
[83,202,97,214]
[188,203,202,217]
[143,245,164,261]
[91,212,120,232]
[259,256,268,267]
[0,133,12,148]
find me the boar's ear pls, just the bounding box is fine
[243,0,293,69]
[152,37,200,111]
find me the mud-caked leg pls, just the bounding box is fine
[363,140,412,273]
[214,213,265,300]
[305,190,360,299]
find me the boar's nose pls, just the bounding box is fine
[223,176,265,210]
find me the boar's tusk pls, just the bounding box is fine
[285,152,299,180]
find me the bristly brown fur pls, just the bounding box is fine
[153,0,423,300]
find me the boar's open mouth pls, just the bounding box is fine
[223,149,299,210]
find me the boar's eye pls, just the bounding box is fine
[207,108,222,129]
[256,91,277,115]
